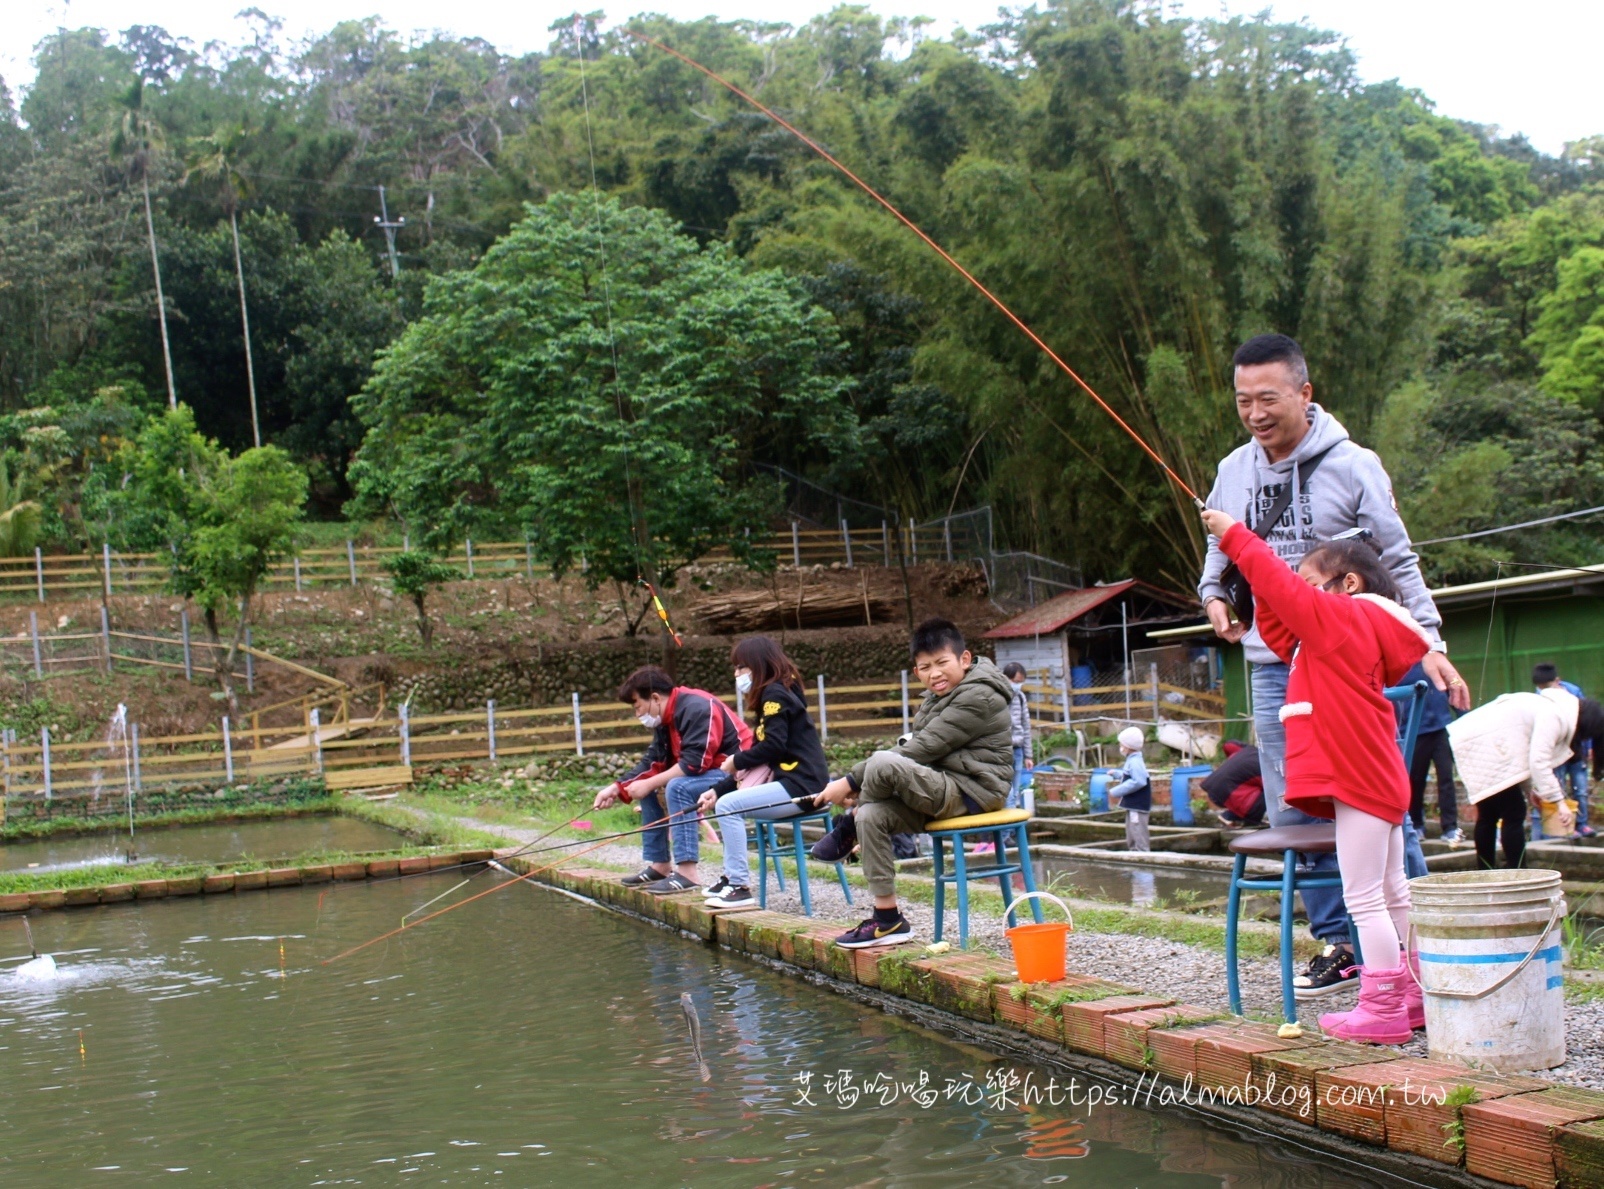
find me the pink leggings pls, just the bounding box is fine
[1333,801,1411,969]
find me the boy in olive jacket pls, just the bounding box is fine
[813,618,1014,947]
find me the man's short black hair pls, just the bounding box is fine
[1233,333,1309,386]
[911,617,966,661]
[617,664,675,704]
[1533,662,1559,686]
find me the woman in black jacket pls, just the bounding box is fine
[695,636,830,906]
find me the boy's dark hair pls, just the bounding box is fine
[1533,662,1559,686]
[1232,333,1308,386]
[911,617,966,661]
[617,664,675,704]
[1301,539,1399,602]
[1001,662,1026,679]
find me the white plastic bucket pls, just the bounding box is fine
[1409,869,1566,1071]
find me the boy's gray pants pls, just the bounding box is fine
[1125,810,1151,853]
[855,751,982,898]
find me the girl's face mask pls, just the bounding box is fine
[735,669,753,695]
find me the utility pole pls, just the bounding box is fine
[373,185,404,280]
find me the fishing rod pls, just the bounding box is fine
[322,789,828,964]
[617,24,1203,508]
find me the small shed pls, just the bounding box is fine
[983,580,1201,681]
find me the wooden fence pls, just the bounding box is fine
[0,522,984,606]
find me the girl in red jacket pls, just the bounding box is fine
[1202,509,1430,1044]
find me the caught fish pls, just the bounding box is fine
[680,992,712,1083]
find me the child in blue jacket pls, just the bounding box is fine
[1109,726,1151,851]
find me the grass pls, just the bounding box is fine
[1,798,340,842]
[1440,1084,1480,1153]
[336,795,509,852]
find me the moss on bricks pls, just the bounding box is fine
[1103,1005,1220,1072]
[1249,1042,1391,1127]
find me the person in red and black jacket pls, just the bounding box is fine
[593,665,752,895]
[1201,741,1265,827]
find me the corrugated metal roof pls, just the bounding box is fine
[983,582,1137,639]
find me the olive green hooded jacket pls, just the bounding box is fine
[850,655,1015,809]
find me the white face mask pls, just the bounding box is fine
[1010,680,1025,690]
[735,672,753,695]
[638,712,662,730]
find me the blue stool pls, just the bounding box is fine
[1224,681,1428,1023]
[754,810,853,917]
[927,808,1042,949]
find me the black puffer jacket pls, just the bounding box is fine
[713,681,830,808]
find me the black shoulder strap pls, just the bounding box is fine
[1251,445,1336,540]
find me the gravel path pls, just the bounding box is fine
[428,807,1604,1089]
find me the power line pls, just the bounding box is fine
[1415,504,1604,546]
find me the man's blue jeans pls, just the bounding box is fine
[1561,757,1590,830]
[1252,663,1350,946]
[640,771,726,865]
[1006,745,1031,810]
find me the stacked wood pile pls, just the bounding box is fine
[693,576,900,633]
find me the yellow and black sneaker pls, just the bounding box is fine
[833,913,914,949]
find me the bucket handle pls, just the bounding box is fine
[1004,891,1072,930]
[1405,898,1564,1002]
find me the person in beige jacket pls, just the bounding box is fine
[1448,687,1580,867]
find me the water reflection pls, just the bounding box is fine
[0,874,1393,1186]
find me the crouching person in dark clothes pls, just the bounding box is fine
[1202,740,1266,827]
[809,618,1014,948]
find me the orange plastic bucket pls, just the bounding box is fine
[1004,892,1073,983]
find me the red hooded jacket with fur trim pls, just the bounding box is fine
[1220,523,1431,823]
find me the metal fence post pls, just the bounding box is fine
[346,540,358,586]
[909,519,918,564]
[222,716,234,784]
[244,627,254,693]
[1150,663,1160,723]
[486,699,497,762]
[466,538,475,579]
[817,675,828,741]
[181,609,193,681]
[944,519,953,562]
[131,722,142,791]
[900,670,910,734]
[881,520,890,565]
[1060,670,1071,726]
[41,727,52,800]
[293,556,303,592]
[100,604,112,673]
[572,692,584,756]
[103,542,113,596]
[402,529,410,552]
[526,538,535,580]
[840,519,853,567]
[29,610,41,677]
[309,708,324,774]
[399,703,412,767]
[791,520,801,568]
[34,546,44,602]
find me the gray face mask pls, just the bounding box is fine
[638,712,662,730]
[735,672,753,696]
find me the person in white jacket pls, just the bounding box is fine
[1448,687,1584,868]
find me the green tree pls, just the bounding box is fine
[348,193,854,630]
[381,551,460,646]
[1529,246,1604,407]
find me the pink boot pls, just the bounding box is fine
[1319,966,1413,1045]
[1401,951,1425,1031]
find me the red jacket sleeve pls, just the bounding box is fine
[1219,524,1352,657]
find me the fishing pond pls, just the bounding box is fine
[0,815,408,875]
[0,870,1420,1185]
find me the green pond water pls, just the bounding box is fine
[0,815,407,875]
[0,873,1406,1186]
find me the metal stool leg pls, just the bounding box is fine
[756,821,771,908]
[932,835,946,943]
[954,837,971,949]
[993,829,1014,923]
[1280,849,1297,1025]
[1016,825,1043,921]
[772,823,788,893]
[791,819,812,917]
[835,860,853,905]
[1226,852,1246,1015]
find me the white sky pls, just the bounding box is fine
[5,1,1600,155]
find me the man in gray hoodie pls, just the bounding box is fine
[1198,333,1470,997]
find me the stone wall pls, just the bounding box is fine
[4,776,328,829]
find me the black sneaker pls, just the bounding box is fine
[833,915,914,949]
[707,884,753,907]
[1293,944,1358,999]
[622,866,669,887]
[811,812,857,862]
[642,872,701,896]
[701,876,732,902]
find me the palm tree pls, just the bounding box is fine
[112,80,177,409]
[186,127,260,446]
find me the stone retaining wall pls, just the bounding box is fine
[4,777,329,828]
[521,861,1604,1189]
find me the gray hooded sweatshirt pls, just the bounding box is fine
[1197,404,1444,666]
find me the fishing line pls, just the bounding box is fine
[323,790,829,963]
[617,25,1202,507]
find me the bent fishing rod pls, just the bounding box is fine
[617,24,1204,509]
[323,789,829,964]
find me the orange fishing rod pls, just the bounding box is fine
[618,25,1202,506]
